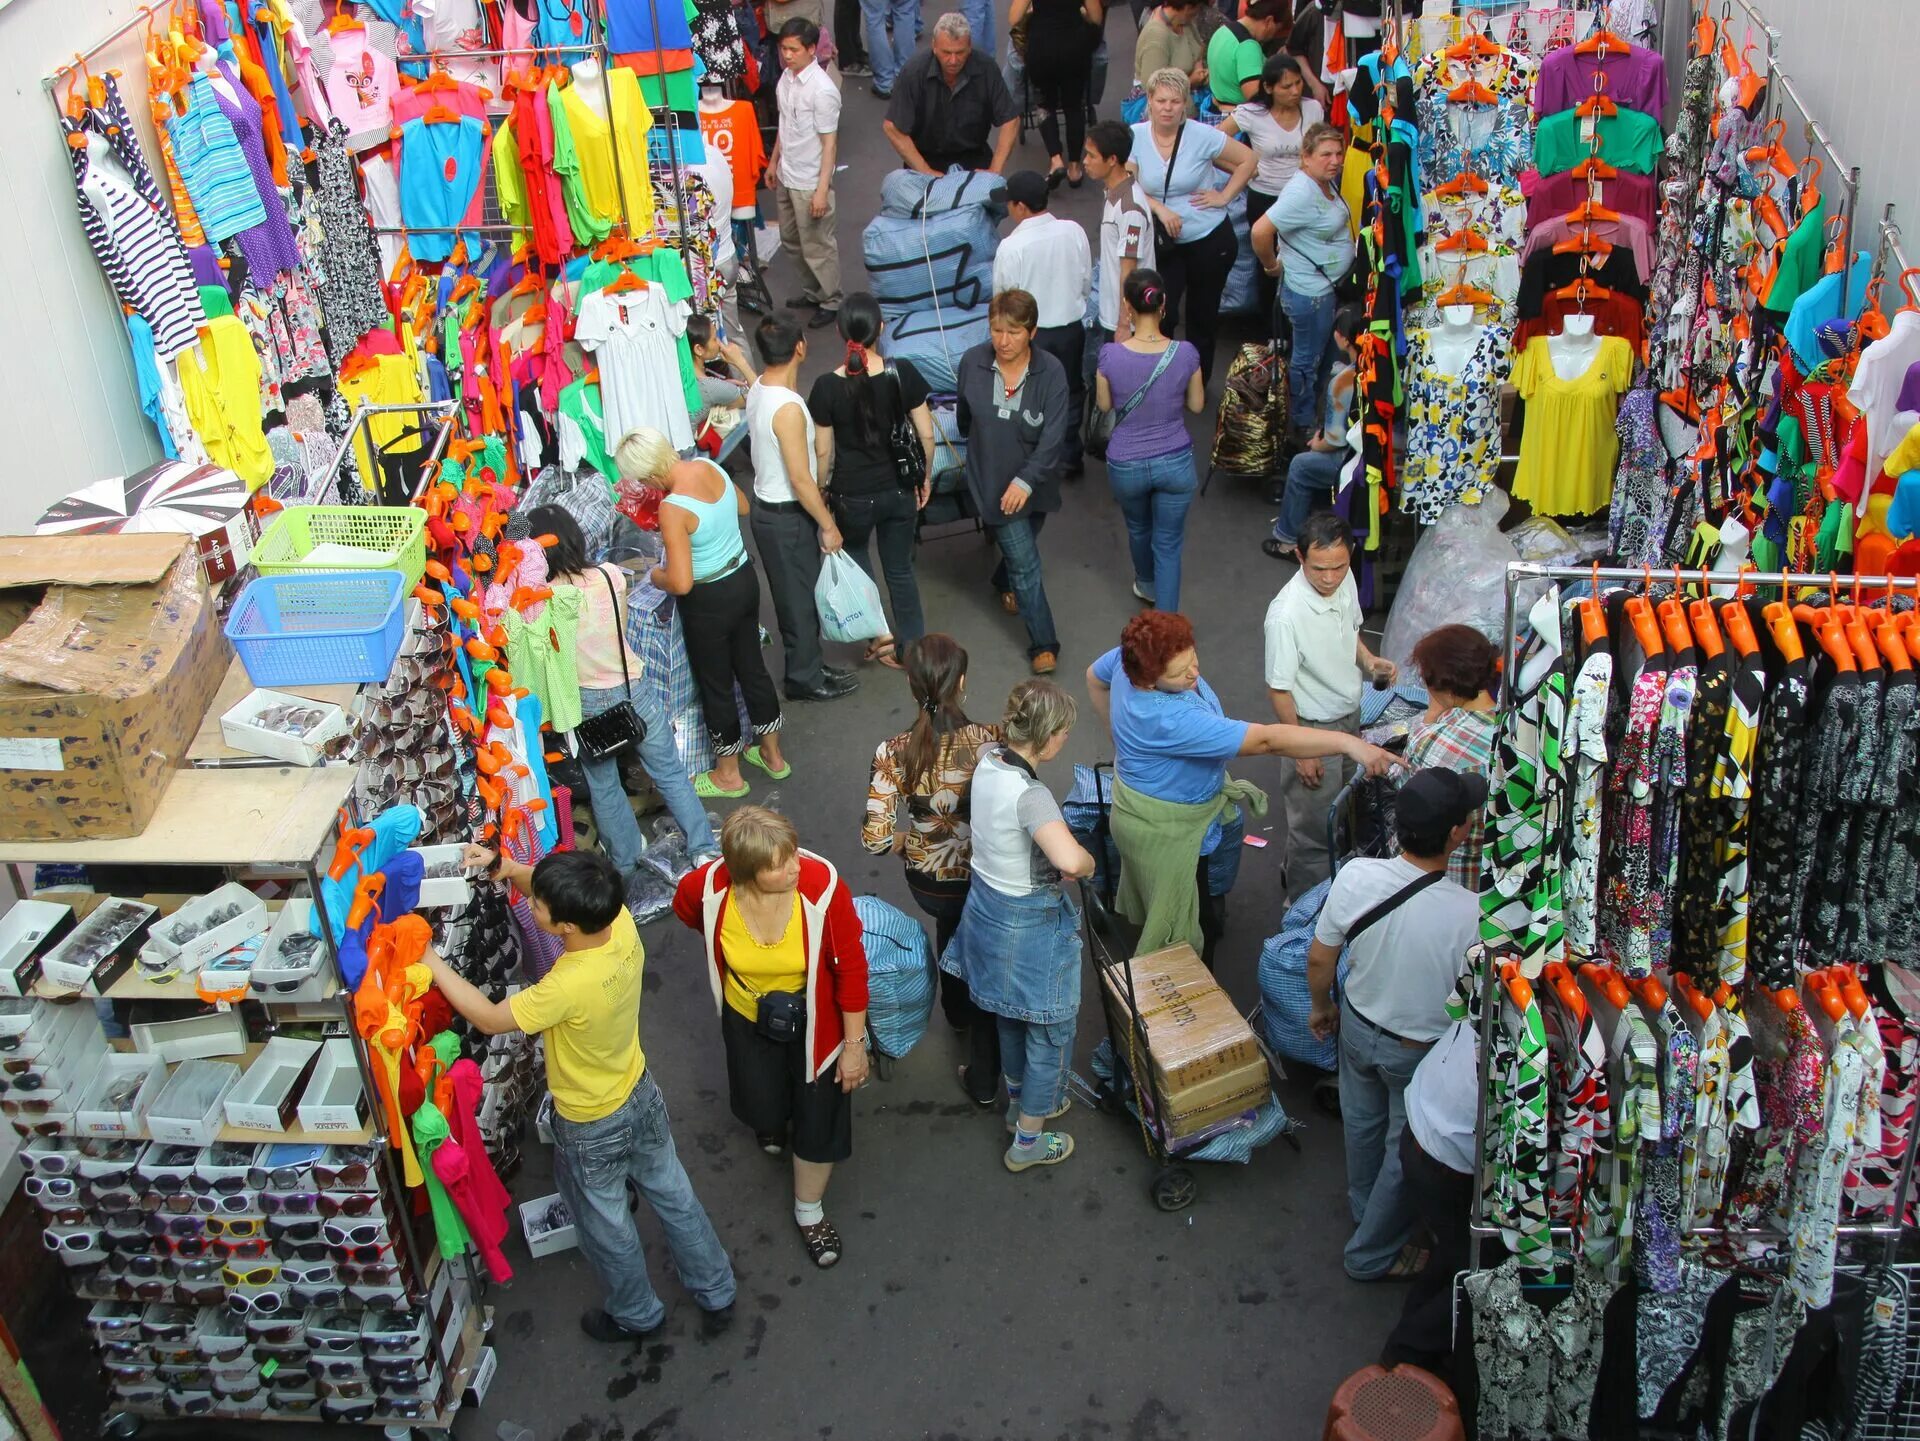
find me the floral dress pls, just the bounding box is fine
[1600,664,1666,976]
[1611,388,1705,569]
[1560,625,1612,961]
[1402,323,1513,520]
[1412,46,1537,189]
[1748,654,1814,989]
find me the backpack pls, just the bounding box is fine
[1208,342,1288,481]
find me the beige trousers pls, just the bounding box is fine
[775,185,842,309]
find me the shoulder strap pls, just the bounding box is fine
[1345,868,1445,944]
[1160,122,1185,204]
[597,565,633,695]
[1112,342,1182,427]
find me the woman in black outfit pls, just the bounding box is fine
[807,293,938,667]
[1013,0,1104,185]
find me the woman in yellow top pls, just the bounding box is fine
[674,807,871,1269]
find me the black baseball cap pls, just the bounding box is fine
[1004,171,1050,212]
[1394,768,1489,835]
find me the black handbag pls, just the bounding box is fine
[570,568,648,759]
[883,364,928,490]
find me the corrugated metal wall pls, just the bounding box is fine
[0,0,166,535]
[1729,0,1917,267]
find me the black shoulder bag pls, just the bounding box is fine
[1151,121,1186,252]
[571,568,649,759]
[1344,868,1445,944]
[882,363,928,490]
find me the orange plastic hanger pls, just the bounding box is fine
[1805,971,1848,1023]
[1562,198,1621,225]
[1432,168,1490,198]
[1569,155,1618,183]
[1875,617,1912,670]
[1761,601,1804,661]
[1582,961,1633,1010]
[1672,972,1715,1021]
[605,267,647,295]
[1791,603,1855,671]
[1624,594,1664,656]
[1575,23,1630,55]
[1436,272,1498,308]
[1688,598,1726,658]
[1554,232,1615,260]
[1448,77,1498,105]
[1542,961,1588,1020]
[1553,277,1613,307]
[422,102,463,124]
[1692,11,1717,59]
[1897,268,1920,313]
[1579,586,1609,644]
[1434,228,1490,255]
[1626,972,1669,1010]
[1445,17,1501,60]
[1497,959,1534,1010]
[326,3,365,35]
[1656,593,1695,654]
[1575,90,1619,119]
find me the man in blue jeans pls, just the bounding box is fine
[424,849,737,1340]
[1304,769,1485,1281]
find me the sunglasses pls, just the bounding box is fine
[43,1227,101,1253]
[103,1361,157,1385]
[333,1242,395,1265]
[162,1394,215,1418]
[362,1329,424,1357]
[145,1213,205,1239]
[322,1221,384,1247]
[377,1397,436,1419]
[187,1171,252,1196]
[282,1260,335,1284]
[261,1191,321,1216]
[23,1174,79,1200]
[105,1250,168,1279]
[0,1068,56,1092]
[322,1398,377,1422]
[269,1393,319,1414]
[39,1203,90,1226]
[206,1216,263,1239]
[319,1191,379,1217]
[1,1094,62,1114]
[339,1261,402,1286]
[142,1315,197,1343]
[247,1159,314,1191]
[217,1236,274,1259]
[245,1316,305,1345]
[226,1289,287,1316]
[213,1380,265,1403]
[291,1284,346,1309]
[308,1358,368,1381]
[100,1337,147,1364]
[312,1155,375,1190]
[13,1118,66,1138]
[194,1192,257,1216]
[89,1304,143,1333]
[91,1187,141,1215]
[275,1238,333,1262]
[223,1263,281,1287]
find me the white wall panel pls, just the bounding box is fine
[0,0,165,536]
[1735,0,1919,269]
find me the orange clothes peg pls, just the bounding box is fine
[1672,972,1714,1020]
[347,872,386,930]
[1584,960,1633,1009]
[1763,601,1805,662]
[1542,961,1588,1019]
[1657,595,1695,654]
[1624,595,1665,656]
[1498,960,1535,1010]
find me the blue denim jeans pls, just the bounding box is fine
[988,514,1059,658]
[997,1014,1077,1118]
[962,0,995,57]
[1272,446,1345,546]
[1280,285,1337,433]
[1105,446,1197,613]
[943,879,1082,1023]
[578,683,717,875]
[860,0,919,92]
[550,1071,737,1331]
[1337,998,1426,1279]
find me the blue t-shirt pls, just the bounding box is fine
[1130,121,1232,240]
[1092,646,1248,804]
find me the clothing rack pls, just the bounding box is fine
[323,398,459,506]
[1469,559,1920,1269]
[1715,0,1863,315]
[1875,204,1912,296]
[44,4,168,86]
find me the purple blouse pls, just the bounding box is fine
[212,61,303,281]
[1099,341,1201,463]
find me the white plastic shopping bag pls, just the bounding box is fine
[814,551,887,643]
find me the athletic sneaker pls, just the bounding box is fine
[1005,1095,1072,1133]
[841,59,873,75]
[1004,1132,1075,1172]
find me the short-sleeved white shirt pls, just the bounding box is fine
[1097,182,1157,331]
[775,60,841,191]
[1262,568,1364,722]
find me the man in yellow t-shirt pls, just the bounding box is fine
[424,848,736,1343]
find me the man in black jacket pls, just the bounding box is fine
[954,288,1070,674]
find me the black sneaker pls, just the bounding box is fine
[756,1131,787,1156]
[580,1309,662,1343]
[783,293,821,309]
[700,1304,736,1338]
[808,308,841,330]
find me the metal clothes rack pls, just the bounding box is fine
[1471,560,1920,1265]
[1876,205,1914,301]
[325,399,460,506]
[1717,0,1863,316]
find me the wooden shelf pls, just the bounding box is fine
[0,766,355,868]
[188,654,361,766]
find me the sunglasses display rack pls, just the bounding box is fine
[0,764,488,1434]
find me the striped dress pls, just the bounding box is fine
[65,123,204,360]
[168,73,269,243]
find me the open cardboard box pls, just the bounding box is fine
[0,535,230,841]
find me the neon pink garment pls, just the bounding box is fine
[429,1128,513,1281]
[449,1060,514,1219]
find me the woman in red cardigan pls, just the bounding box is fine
[673,806,871,1269]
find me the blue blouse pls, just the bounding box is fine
[1129,121,1233,240]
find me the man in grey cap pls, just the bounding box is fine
[1305,767,1486,1282]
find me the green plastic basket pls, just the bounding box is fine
[252,506,426,590]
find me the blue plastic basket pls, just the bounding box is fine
[224,571,407,687]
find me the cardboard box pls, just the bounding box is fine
[127,1002,247,1062]
[73,1052,168,1139]
[145,1058,240,1145]
[519,1193,578,1258]
[297,1038,368,1133]
[0,900,75,996]
[40,898,157,993]
[220,688,352,767]
[144,883,268,972]
[1099,943,1216,1024]
[1102,944,1268,1141]
[224,1038,322,1132]
[0,535,229,841]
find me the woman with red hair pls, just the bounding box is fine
[1086,611,1394,965]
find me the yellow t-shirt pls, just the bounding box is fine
[558,70,656,239]
[1510,335,1634,518]
[720,893,806,1020]
[508,908,646,1122]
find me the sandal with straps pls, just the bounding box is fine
[798,1217,842,1268]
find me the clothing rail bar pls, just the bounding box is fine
[1876,204,1912,283]
[1503,561,1920,590]
[45,4,163,88]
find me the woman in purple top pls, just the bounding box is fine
[1094,268,1205,613]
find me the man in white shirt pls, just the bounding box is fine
[1263,511,1394,900]
[1305,767,1484,1282]
[992,171,1093,475]
[1083,121,1155,353]
[770,19,843,328]
[745,315,858,703]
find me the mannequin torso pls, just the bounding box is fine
[1547,313,1601,379]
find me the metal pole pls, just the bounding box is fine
[631,0,692,254]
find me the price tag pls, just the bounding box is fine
[261,1358,279,1380]
[1579,112,1597,146]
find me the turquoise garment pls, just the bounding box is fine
[397,116,487,263]
[168,74,268,241]
[126,316,176,460]
[1534,107,1664,176]
[663,463,748,580]
[1784,250,1872,370]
